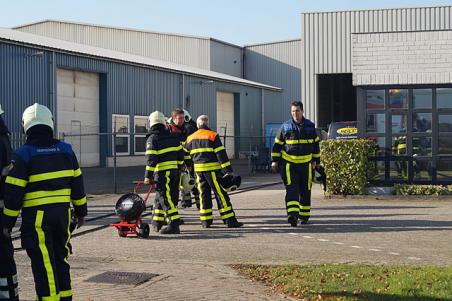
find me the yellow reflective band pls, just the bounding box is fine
[211,172,228,209]
[196,174,204,212]
[194,162,221,172]
[146,165,155,171]
[74,168,82,177]
[300,206,311,210]
[184,156,191,160]
[3,207,20,217]
[219,206,232,213]
[312,153,321,158]
[286,139,314,144]
[29,170,74,183]
[214,146,225,153]
[271,152,281,157]
[274,138,284,145]
[5,176,28,187]
[64,208,71,265]
[221,161,231,168]
[398,144,407,149]
[308,164,312,190]
[282,151,312,164]
[170,215,181,221]
[300,212,311,216]
[42,295,60,301]
[168,208,178,214]
[288,208,300,212]
[72,196,87,206]
[190,148,214,154]
[221,212,234,219]
[153,216,165,221]
[165,171,177,210]
[314,137,320,142]
[35,211,57,297]
[199,208,213,214]
[60,289,73,298]
[145,145,182,155]
[154,209,165,214]
[182,146,189,152]
[23,196,71,208]
[286,163,291,185]
[24,189,71,201]
[287,201,299,207]
[200,215,213,221]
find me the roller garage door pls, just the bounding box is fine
[216,91,235,159]
[57,69,100,167]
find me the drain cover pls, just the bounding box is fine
[85,271,159,285]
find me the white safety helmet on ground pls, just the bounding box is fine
[0,104,4,115]
[148,111,166,128]
[183,109,192,122]
[22,103,54,132]
[180,172,195,191]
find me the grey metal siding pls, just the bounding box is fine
[209,40,243,77]
[245,40,301,123]
[16,21,211,70]
[302,6,452,123]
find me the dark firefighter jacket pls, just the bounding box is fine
[271,118,321,165]
[184,126,233,173]
[2,126,87,229]
[145,124,185,179]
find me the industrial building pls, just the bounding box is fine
[2,5,452,184]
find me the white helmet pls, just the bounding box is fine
[183,109,192,122]
[0,104,4,115]
[22,103,54,132]
[180,171,195,191]
[148,111,166,128]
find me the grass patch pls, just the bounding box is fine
[233,264,452,301]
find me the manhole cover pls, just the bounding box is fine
[85,271,159,285]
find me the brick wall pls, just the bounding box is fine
[352,30,452,86]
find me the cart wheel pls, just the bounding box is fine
[118,226,128,237]
[137,223,150,238]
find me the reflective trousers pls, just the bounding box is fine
[0,209,18,301]
[152,170,181,226]
[279,161,312,220]
[195,171,235,221]
[20,205,73,301]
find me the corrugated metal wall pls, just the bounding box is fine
[16,21,211,70]
[0,40,268,163]
[245,40,301,123]
[302,6,452,123]
[209,40,243,78]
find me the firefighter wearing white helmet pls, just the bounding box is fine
[3,103,87,300]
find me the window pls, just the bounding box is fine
[413,89,432,109]
[389,89,408,109]
[439,114,452,132]
[391,114,407,134]
[437,88,452,109]
[134,116,148,154]
[413,113,432,133]
[367,113,385,133]
[112,114,129,155]
[366,90,385,109]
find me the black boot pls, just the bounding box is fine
[151,222,163,232]
[160,223,180,234]
[201,220,213,228]
[298,216,310,225]
[288,215,298,227]
[226,217,243,228]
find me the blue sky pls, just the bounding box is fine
[1,0,451,45]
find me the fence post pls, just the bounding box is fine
[113,132,117,194]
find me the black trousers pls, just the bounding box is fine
[152,170,181,226]
[279,161,312,220]
[195,171,235,221]
[20,205,73,301]
[0,209,18,301]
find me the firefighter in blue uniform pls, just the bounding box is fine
[2,103,87,301]
[0,104,18,301]
[144,111,184,234]
[271,101,320,226]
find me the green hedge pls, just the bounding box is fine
[321,139,376,195]
[394,184,447,196]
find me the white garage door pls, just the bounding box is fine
[57,69,99,167]
[216,91,235,159]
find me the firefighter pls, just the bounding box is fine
[144,111,184,234]
[0,105,18,301]
[271,101,320,226]
[182,110,201,208]
[167,108,192,208]
[2,103,87,300]
[184,115,243,228]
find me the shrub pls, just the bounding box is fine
[321,139,376,195]
[394,184,447,196]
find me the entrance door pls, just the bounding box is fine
[216,91,235,159]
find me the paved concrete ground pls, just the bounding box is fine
[12,174,452,300]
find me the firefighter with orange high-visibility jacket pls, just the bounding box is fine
[271,101,320,226]
[2,103,87,301]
